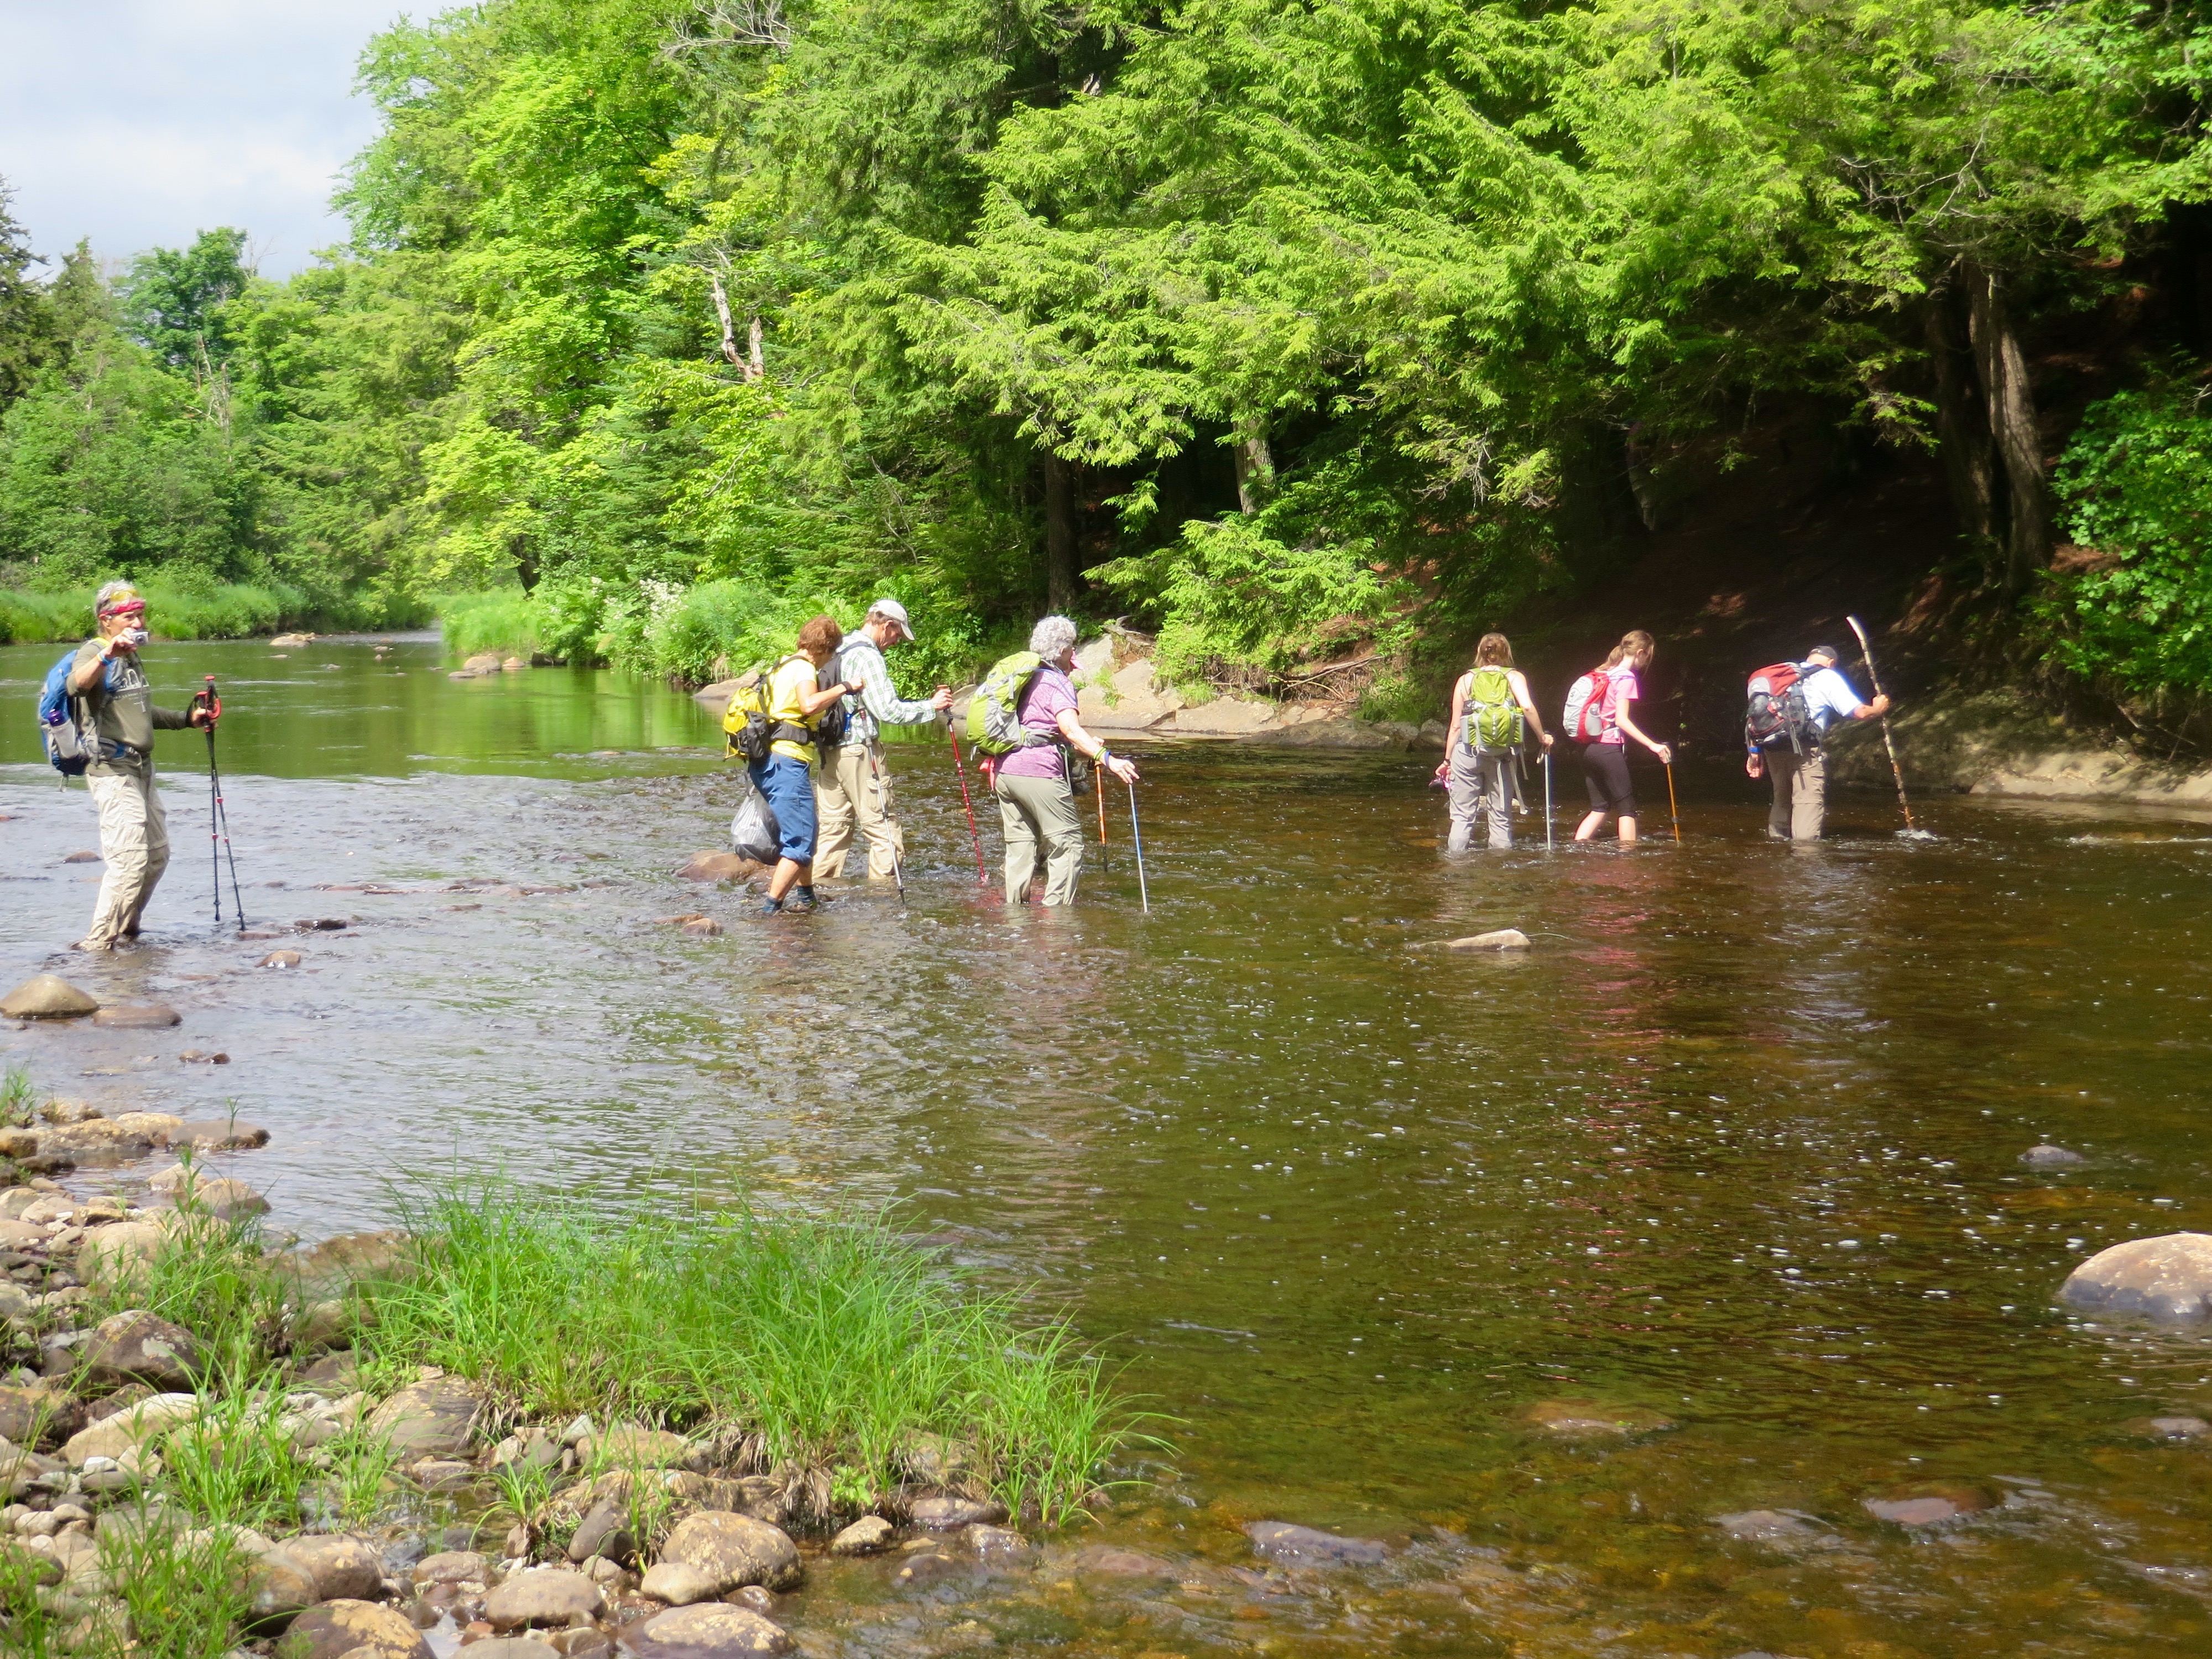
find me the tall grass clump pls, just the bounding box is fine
[88,1206,289,1378]
[365,1184,1150,1522]
[436,588,542,659]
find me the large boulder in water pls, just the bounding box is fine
[1244,1521,1389,1566]
[2060,1233,2212,1322]
[0,976,97,1019]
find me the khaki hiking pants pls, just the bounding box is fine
[84,759,170,948]
[1767,747,1827,842]
[994,770,1083,906]
[813,740,905,880]
[1446,746,1519,851]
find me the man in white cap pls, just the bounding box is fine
[813,598,953,881]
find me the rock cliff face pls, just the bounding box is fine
[1825,689,2212,806]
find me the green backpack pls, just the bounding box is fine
[967,650,1052,755]
[1464,665,1525,751]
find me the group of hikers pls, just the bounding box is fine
[719,603,1139,914]
[1436,628,1891,853]
[35,585,1896,942]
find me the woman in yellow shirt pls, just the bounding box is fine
[755,614,864,914]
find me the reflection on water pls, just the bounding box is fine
[6,635,2212,1655]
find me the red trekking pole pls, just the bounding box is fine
[944,716,989,885]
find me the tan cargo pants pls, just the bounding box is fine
[995,770,1083,906]
[1766,748,1827,841]
[84,759,171,948]
[812,740,905,880]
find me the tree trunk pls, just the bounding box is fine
[708,272,743,369]
[1963,262,2052,590]
[746,315,765,383]
[1234,429,1275,514]
[1044,451,1077,612]
[1921,284,1999,560]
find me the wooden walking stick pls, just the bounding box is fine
[1665,760,1682,845]
[1845,614,1920,835]
[1095,754,1108,871]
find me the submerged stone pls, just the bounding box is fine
[90,1003,180,1029]
[2060,1232,2212,1322]
[1522,1399,1677,1438]
[0,977,97,1019]
[1862,1483,1995,1527]
[1713,1509,1830,1547]
[2022,1144,2086,1167]
[908,1495,1008,1530]
[1244,1521,1389,1566]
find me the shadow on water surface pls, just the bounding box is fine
[4,635,2212,1654]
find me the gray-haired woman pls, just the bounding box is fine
[992,614,1140,905]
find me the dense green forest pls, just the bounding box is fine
[4,0,2212,724]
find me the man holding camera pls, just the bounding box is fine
[67,581,212,951]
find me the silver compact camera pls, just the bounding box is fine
[122,627,149,648]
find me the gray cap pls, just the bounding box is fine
[1807,643,1841,662]
[867,598,914,641]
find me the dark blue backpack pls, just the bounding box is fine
[37,648,102,776]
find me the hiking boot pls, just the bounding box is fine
[759,896,785,916]
[71,938,114,953]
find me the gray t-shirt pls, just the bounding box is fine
[71,639,191,769]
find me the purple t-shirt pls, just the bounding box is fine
[996,664,1077,780]
[1597,667,1639,744]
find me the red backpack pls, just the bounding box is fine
[1560,665,1615,743]
[1745,661,1816,752]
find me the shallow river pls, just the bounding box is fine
[5,635,2212,1658]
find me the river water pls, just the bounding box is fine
[4,635,2211,1657]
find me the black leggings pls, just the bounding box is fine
[1582,743,1637,817]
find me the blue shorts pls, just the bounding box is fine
[748,754,818,863]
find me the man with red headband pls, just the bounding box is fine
[65,581,211,950]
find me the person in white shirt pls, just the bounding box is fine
[812,598,954,880]
[1746,644,1890,841]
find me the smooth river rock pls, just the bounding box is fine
[413,1548,491,1586]
[0,1386,79,1448]
[830,1515,894,1556]
[484,1564,606,1628]
[274,1599,435,1659]
[2059,1232,2212,1322]
[62,1392,200,1465]
[907,1494,1008,1530]
[620,1603,795,1658]
[658,1511,802,1592]
[1447,928,1531,951]
[639,1560,719,1605]
[279,1230,416,1303]
[0,976,98,1019]
[82,1310,205,1390]
[1244,1521,1389,1566]
[2022,1144,2086,1168]
[367,1376,488,1458]
[257,950,302,969]
[680,851,764,884]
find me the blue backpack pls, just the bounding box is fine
[37,648,102,776]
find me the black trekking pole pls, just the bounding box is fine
[196,677,246,931]
[861,743,905,907]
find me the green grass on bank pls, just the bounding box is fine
[0,582,430,645]
[367,1185,1146,1525]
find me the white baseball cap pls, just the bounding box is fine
[867,597,915,641]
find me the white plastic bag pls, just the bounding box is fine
[731,787,781,864]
